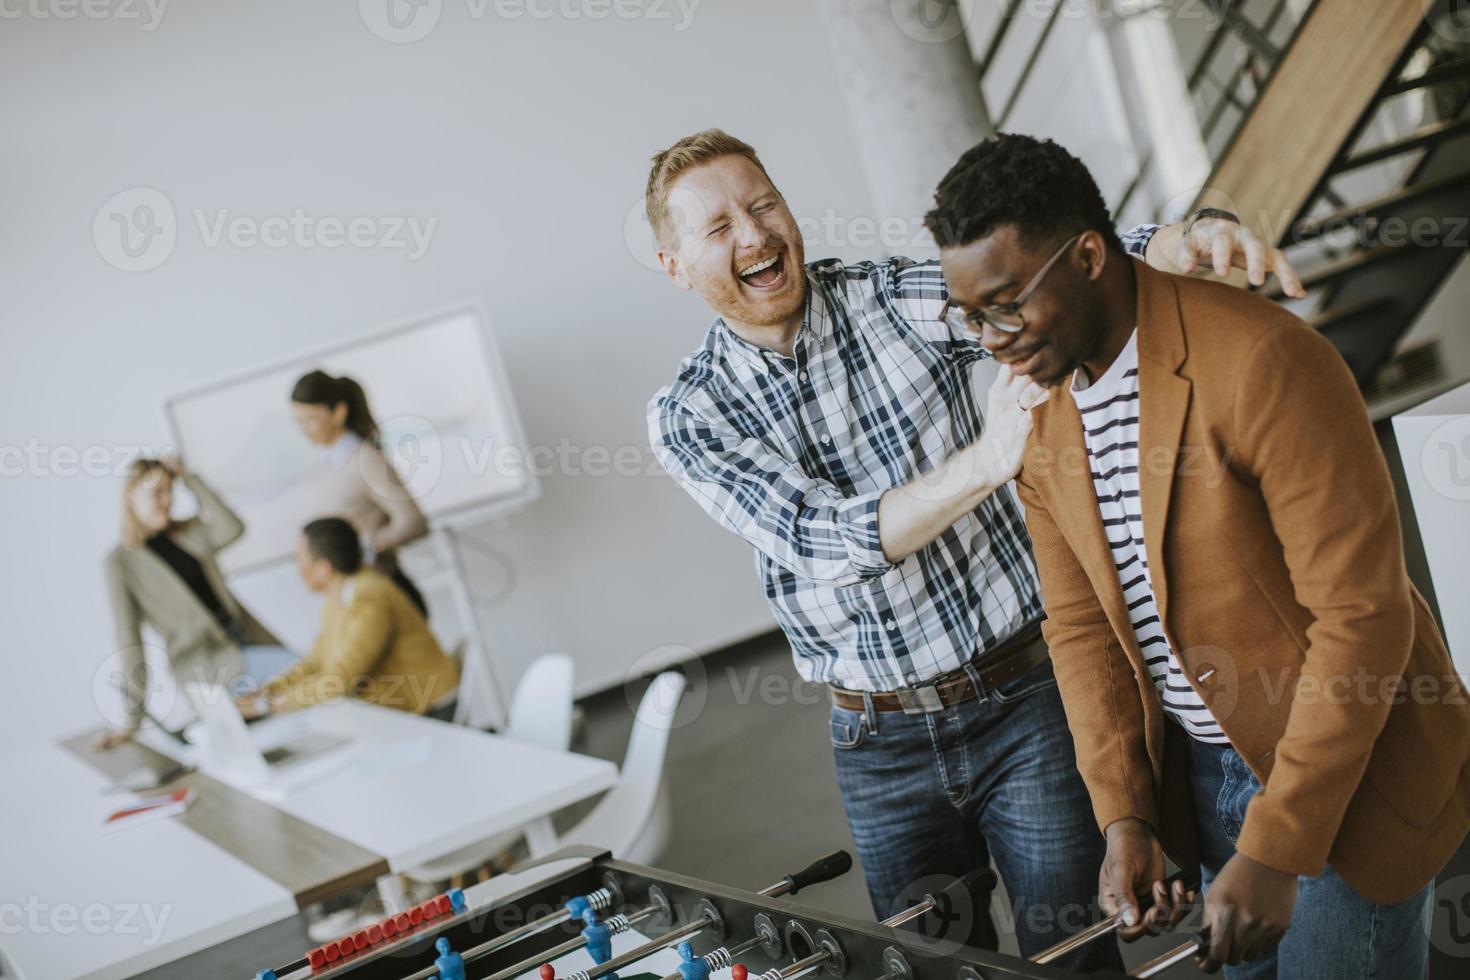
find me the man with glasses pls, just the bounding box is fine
[933,133,1466,977]
[645,129,1303,969]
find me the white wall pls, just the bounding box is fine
[0,0,889,744]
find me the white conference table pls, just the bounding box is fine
[0,702,618,980]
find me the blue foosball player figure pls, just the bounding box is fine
[435,936,466,980]
[581,910,612,963]
[676,941,711,980]
[580,910,618,980]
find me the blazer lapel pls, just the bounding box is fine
[1046,397,1136,640]
[1132,260,1192,624]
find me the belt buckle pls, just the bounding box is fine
[896,684,945,715]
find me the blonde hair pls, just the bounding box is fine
[645,128,772,249]
[120,457,175,547]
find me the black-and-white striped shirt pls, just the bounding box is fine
[1070,330,1227,743]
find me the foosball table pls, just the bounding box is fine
[251,847,1201,980]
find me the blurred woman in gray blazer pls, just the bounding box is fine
[94,457,292,749]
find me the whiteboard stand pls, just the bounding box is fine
[433,524,507,731]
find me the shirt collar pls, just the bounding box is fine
[714,272,827,374]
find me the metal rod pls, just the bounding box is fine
[565,915,715,980]
[1030,875,1199,964]
[1129,934,1205,978]
[475,852,843,980]
[755,948,833,980]
[1029,912,1122,964]
[878,867,997,931]
[878,903,932,929]
[996,0,1067,129]
[482,907,666,980]
[471,906,577,957]
[394,907,659,980]
[656,935,764,980]
[975,0,1023,82]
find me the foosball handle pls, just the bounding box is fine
[927,866,999,919]
[777,851,853,896]
[732,966,748,980]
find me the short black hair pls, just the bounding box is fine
[302,517,363,574]
[925,134,1122,253]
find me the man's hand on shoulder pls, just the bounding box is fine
[876,367,1047,564]
[1145,211,1306,298]
[971,366,1050,493]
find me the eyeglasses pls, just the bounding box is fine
[939,233,1082,336]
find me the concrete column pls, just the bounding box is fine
[817,0,993,229]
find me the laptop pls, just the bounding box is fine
[182,682,353,793]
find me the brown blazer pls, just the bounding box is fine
[1015,259,1470,904]
[103,473,279,727]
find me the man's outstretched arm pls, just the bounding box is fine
[651,368,1046,584]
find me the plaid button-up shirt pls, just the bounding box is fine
[650,228,1157,691]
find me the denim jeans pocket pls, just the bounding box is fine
[1216,749,1257,844]
[989,660,1059,705]
[829,711,867,750]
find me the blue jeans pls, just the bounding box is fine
[1188,734,1433,979]
[831,658,1122,973]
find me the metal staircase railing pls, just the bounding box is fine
[1263,5,1470,386]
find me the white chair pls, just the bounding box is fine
[379,654,576,907]
[552,671,685,865]
[505,653,575,748]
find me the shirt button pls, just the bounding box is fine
[799,371,809,383]
[820,433,832,445]
[885,619,897,631]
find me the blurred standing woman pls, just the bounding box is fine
[289,370,430,616]
[96,457,292,749]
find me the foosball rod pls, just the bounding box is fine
[678,869,994,980]
[489,852,852,980]
[735,945,833,980]
[1127,932,1205,978]
[878,867,997,929]
[1029,874,1199,966]
[467,880,621,962]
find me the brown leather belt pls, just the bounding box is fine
[829,620,1048,714]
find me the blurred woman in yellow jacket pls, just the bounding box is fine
[258,517,459,719]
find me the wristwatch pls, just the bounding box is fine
[1185,206,1240,237]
